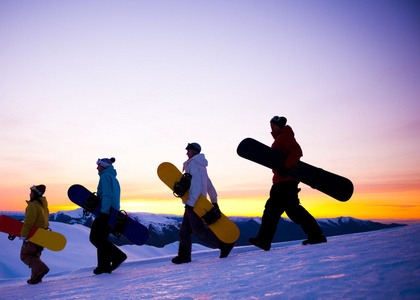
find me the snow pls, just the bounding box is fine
[0,222,419,299]
[56,209,85,219]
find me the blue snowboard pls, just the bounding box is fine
[67,184,149,245]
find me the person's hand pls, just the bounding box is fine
[99,213,110,225]
[278,165,289,177]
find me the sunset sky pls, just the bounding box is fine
[1,0,419,222]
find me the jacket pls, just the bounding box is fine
[271,125,303,184]
[97,166,121,214]
[21,197,49,238]
[183,153,218,207]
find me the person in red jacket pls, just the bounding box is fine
[249,116,326,251]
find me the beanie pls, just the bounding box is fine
[270,116,287,128]
[186,143,201,154]
[30,185,46,196]
[97,157,116,168]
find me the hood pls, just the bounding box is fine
[26,196,48,209]
[99,165,117,177]
[191,153,208,167]
[184,153,208,169]
[271,125,295,139]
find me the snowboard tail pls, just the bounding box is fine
[157,162,240,244]
[237,138,353,202]
[0,215,67,251]
[67,184,149,245]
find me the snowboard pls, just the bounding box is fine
[237,138,354,202]
[0,215,67,251]
[67,184,149,245]
[157,162,240,244]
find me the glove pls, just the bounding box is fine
[98,213,110,225]
[278,165,289,177]
[19,237,28,242]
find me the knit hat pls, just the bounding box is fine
[30,185,46,196]
[270,116,287,128]
[186,143,201,154]
[97,157,116,168]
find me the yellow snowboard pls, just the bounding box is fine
[30,228,67,252]
[157,162,240,244]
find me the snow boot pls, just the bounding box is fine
[249,237,271,251]
[219,242,235,258]
[27,266,49,284]
[111,253,127,271]
[172,245,191,264]
[93,267,112,275]
[302,234,327,245]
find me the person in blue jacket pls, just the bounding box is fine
[89,157,127,274]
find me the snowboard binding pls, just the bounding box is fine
[114,210,128,238]
[202,204,221,225]
[173,173,192,198]
[83,192,100,216]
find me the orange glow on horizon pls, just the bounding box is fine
[2,183,419,222]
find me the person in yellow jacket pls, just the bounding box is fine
[20,184,50,284]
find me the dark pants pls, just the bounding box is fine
[179,206,221,257]
[257,181,323,244]
[89,216,126,270]
[21,241,49,281]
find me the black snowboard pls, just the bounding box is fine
[237,138,353,202]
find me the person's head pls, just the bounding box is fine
[270,116,287,131]
[96,157,116,172]
[30,185,46,200]
[186,143,201,159]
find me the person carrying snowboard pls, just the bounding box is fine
[172,143,235,264]
[90,157,127,274]
[249,116,327,251]
[20,184,50,284]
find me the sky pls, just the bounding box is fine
[1,0,420,220]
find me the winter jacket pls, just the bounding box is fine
[97,166,121,214]
[183,153,218,207]
[20,197,49,238]
[271,125,303,184]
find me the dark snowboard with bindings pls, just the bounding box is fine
[237,138,354,202]
[67,184,149,245]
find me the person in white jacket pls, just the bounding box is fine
[172,143,235,264]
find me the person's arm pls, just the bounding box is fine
[186,162,201,207]
[20,204,37,238]
[98,174,113,214]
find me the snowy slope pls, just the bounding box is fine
[0,223,419,299]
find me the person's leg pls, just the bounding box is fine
[90,218,112,273]
[284,182,326,245]
[172,207,193,264]
[250,183,285,250]
[21,241,49,284]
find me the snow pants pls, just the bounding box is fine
[257,181,323,244]
[179,206,221,257]
[89,215,126,270]
[20,241,49,282]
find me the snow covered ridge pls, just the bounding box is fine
[2,210,406,248]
